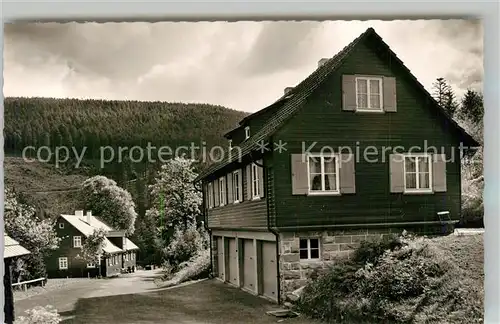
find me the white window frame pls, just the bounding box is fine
[251,163,260,200]
[87,262,96,268]
[306,153,340,195]
[125,253,128,261]
[355,76,384,112]
[73,236,82,248]
[58,257,68,270]
[228,139,233,150]
[207,182,214,209]
[108,258,113,266]
[59,222,64,229]
[219,177,226,206]
[403,153,433,193]
[232,170,241,203]
[299,238,321,261]
[244,126,250,140]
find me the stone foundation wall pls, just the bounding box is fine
[278,224,452,301]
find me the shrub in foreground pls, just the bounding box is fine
[15,305,61,324]
[296,233,483,324]
[157,249,210,288]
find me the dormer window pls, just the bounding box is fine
[245,126,250,140]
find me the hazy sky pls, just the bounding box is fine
[4,20,482,113]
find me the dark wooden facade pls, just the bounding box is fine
[200,28,477,232]
[46,216,137,278]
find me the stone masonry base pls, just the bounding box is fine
[278,224,453,302]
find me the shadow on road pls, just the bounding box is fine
[58,279,317,324]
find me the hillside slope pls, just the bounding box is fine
[4,156,88,218]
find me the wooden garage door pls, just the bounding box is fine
[242,239,256,292]
[227,238,238,285]
[216,237,224,280]
[261,241,278,300]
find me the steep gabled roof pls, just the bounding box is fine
[4,235,31,259]
[195,27,479,182]
[60,213,139,254]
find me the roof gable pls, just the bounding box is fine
[195,27,479,181]
[60,213,139,253]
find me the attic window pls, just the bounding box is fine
[245,126,250,140]
[355,77,383,112]
[59,223,64,229]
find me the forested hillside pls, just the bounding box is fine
[4,97,246,155]
[3,97,247,248]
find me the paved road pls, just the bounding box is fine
[15,270,318,324]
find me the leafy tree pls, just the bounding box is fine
[80,175,137,235]
[75,228,107,277]
[147,157,202,239]
[4,189,60,281]
[454,89,484,226]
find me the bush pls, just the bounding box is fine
[164,226,208,269]
[297,234,484,324]
[352,233,402,265]
[15,305,61,324]
[157,249,210,288]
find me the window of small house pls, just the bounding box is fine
[219,177,226,206]
[233,170,241,203]
[404,154,432,192]
[356,77,383,111]
[73,236,82,248]
[59,222,64,229]
[207,182,214,209]
[308,154,339,193]
[58,257,68,270]
[245,126,250,140]
[251,164,260,199]
[299,238,320,260]
[87,263,96,268]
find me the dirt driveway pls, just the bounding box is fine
[15,270,319,324]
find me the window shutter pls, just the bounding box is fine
[257,160,265,198]
[291,154,308,195]
[339,153,356,194]
[246,164,252,200]
[383,76,397,112]
[214,180,220,206]
[433,154,447,192]
[238,170,243,201]
[390,154,405,193]
[342,75,357,111]
[227,173,234,204]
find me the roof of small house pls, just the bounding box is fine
[195,27,480,182]
[60,213,139,254]
[4,235,31,259]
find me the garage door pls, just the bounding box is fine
[216,237,224,280]
[227,238,238,286]
[261,241,278,300]
[242,239,256,292]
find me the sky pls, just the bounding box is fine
[4,19,483,113]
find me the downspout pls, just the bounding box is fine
[194,180,213,278]
[253,136,282,304]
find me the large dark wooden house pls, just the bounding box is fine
[46,210,139,278]
[194,28,479,303]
